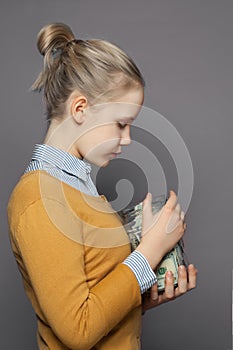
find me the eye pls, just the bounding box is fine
[117,122,127,129]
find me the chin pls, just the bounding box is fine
[96,157,110,167]
[90,156,110,168]
[100,160,110,168]
[88,159,108,168]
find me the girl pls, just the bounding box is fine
[7,22,197,350]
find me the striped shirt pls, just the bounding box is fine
[24,143,157,294]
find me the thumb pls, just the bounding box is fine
[142,192,153,233]
[142,192,152,212]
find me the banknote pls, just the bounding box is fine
[117,194,189,292]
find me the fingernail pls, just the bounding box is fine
[167,271,173,277]
[179,265,185,270]
[152,292,158,300]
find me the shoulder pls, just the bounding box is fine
[7,170,85,241]
[7,171,42,218]
[7,171,67,231]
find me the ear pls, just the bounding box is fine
[70,95,88,125]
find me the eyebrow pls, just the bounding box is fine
[119,117,135,122]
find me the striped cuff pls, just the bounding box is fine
[123,250,157,294]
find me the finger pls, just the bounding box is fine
[180,210,185,221]
[157,293,165,304]
[187,264,198,290]
[177,265,188,294]
[142,192,153,214]
[164,190,177,212]
[174,203,181,214]
[142,192,153,234]
[164,271,175,299]
[142,192,153,216]
[155,190,178,229]
[150,283,158,301]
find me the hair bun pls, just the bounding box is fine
[36,22,75,56]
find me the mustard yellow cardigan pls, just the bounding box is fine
[7,170,142,350]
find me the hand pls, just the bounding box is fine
[136,190,186,270]
[141,264,198,314]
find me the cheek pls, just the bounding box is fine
[92,125,120,142]
[80,125,120,155]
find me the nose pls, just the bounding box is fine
[120,124,131,146]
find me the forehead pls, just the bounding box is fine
[103,88,144,119]
[118,87,144,105]
[87,87,144,126]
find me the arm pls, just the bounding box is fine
[13,198,141,350]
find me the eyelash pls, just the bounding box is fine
[117,123,127,129]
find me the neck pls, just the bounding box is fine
[43,117,83,159]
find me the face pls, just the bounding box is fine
[73,87,144,167]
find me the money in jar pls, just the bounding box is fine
[117,194,189,292]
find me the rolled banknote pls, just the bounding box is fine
[117,194,189,292]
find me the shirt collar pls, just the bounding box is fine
[31,143,92,182]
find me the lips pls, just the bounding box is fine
[109,152,121,158]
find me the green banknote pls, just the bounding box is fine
[117,194,188,292]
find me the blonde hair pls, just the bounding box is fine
[32,22,145,122]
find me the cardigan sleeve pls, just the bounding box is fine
[13,198,142,350]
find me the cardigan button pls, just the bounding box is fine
[100,195,107,202]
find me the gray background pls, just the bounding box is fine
[1,0,233,349]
